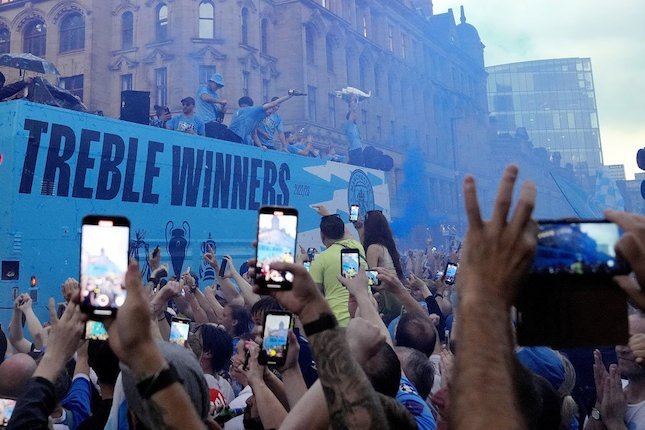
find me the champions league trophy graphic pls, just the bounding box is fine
[129,230,151,279]
[165,221,190,277]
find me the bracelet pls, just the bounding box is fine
[136,363,182,399]
[303,313,338,337]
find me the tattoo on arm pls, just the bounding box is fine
[309,328,387,430]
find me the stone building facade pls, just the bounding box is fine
[0,0,490,230]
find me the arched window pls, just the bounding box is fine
[305,25,315,65]
[60,13,85,52]
[156,4,168,42]
[199,2,214,39]
[359,55,368,90]
[325,34,334,73]
[241,8,248,45]
[0,27,10,54]
[121,12,134,49]
[24,20,46,57]
[260,19,268,53]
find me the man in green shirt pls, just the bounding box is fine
[309,214,366,326]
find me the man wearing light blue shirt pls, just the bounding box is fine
[196,73,227,137]
[343,104,364,166]
[252,97,288,150]
[227,92,298,146]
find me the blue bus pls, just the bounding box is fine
[0,100,390,324]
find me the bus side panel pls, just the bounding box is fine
[0,101,389,324]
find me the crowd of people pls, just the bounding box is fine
[1,165,645,429]
[149,73,365,167]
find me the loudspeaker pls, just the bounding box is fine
[120,90,150,124]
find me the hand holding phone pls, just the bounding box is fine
[218,257,229,278]
[341,248,360,278]
[444,263,458,285]
[366,270,381,287]
[259,311,293,367]
[255,206,299,290]
[169,317,190,346]
[80,216,130,318]
[349,204,360,222]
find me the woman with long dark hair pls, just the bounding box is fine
[355,210,404,323]
[362,210,404,279]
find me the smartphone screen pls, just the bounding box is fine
[444,263,458,285]
[531,220,629,276]
[84,320,109,340]
[367,270,380,287]
[303,261,311,272]
[256,207,298,290]
[341,249,360,278]
[349,204,360,222]
[261,312,292,366]
[218,258,228,278]
[0,398,16,426]
[80,216,130,318]
[169,318,190,346]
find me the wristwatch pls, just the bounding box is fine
[303,313,338,337]
[591,407,601,421]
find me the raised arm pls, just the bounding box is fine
[8,296,33,354]
[452,165,536,430]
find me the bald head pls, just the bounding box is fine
[0,353,37,397]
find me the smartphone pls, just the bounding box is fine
[515,219,630,348]
[303,261,311,272]
[80,216,130,318]
[255,206,298,290]
[341,248,360,278]
[0,398,16,426]
[152,246,160,258]
[366,270,381,287]
[218,258,228,278]
[444,262,458,285]
[531,220,630,277]
[169,317,190,346]
[349,204,360,222]
[84,320,109,341]
[260,311,293,367]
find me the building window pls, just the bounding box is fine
[0,27,10,54]
[241,8,249,45]
[262,79,269,103]
[325,34,334,73]
[155,67,167,107]
[362,15,368,38]
[328,94,336,127]
[121,12,134,49]
[388,24,394,52]
[199,2,214,39]
[345,49,352,84]
[156,4,168,42]
[59,13,85,53]
[307,85,317,121]
[361,109,368,139]
[321,0,328,8]
[376,115,382,141]
[242,71,249,96]
[400,32,406,59]
[260,19,268,54]
[24,20,46,57]
[199,65,216,84]
[60,74,83,100]
[388,73,395,102]
[305,26,315,65]
[121,74,133,91]
[359,57,367,90]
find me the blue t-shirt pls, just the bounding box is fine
[288,142,306,154]
[229,106,267,146]
[396,375,436,430]
[166,114,205,136]
[195,85,220,123]
[256,113,284,148]
[343,120,362,151]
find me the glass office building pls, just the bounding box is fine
[487,58,603,174]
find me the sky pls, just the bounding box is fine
[436,0,645,179]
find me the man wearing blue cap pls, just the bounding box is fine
[196,73,228,138]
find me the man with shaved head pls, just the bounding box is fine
[0,353,37,397]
